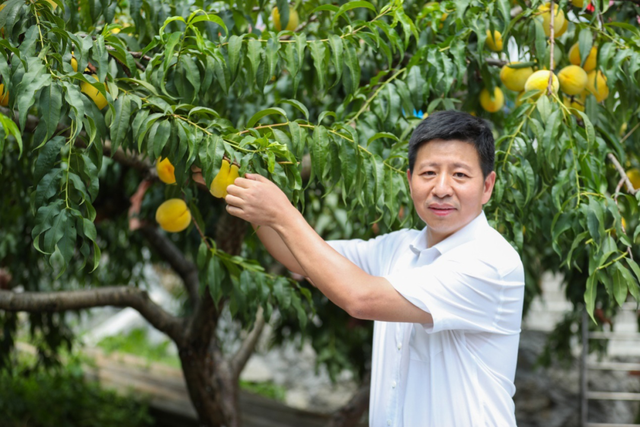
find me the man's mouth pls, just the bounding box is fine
[428,205,456,216]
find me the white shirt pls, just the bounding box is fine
[328,211,524,427]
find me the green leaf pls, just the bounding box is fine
[189,12,228,36]
[39,83,63,139]
[162,32,182,73]
[309,41,327,92]
[311,125,329,180]
[34,136,65,183]
[17,60,51,130]
[276,0,290,29]
[35,168,62,207]
[181,55,202,100]
[197,242,208,270]
[208,256,225,304]
[0,112,23,157]
[311,4,340,13]
[152,120,172,160]
[612,263,629,307]
[279,99,309,121]
[332,1,376,25]
[578,29,593,69]
[339,139,358,194]
[394,7,418,48]
[247,39,262,85]
[536,95,552,122]
[109,94,132,154]
[227,34,244,83]
[212,52,229,94]
[367,132,400,145]
[328,35,343,88]
[343,41,361,96]
[626,259,640,302]
[246,107,288,129]
[585,274,597,322]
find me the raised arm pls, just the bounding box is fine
[225,174,432,324]
[253,224,306,276]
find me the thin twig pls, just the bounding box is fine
[621,121,640,143]
[608,153,637,194]
[192,215,212,251]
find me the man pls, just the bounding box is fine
[224,110,524,426]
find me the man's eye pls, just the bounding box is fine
[454,172,467,178]
[422,171,436,176]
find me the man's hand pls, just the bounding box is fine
[225,174,296,227]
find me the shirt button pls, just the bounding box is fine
[397,343,402,350]
[392,381,397,388]
[387,421,392,426]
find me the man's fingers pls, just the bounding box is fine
[245,173,269,183]
[225,204,245,219]
[226,183,243,196]
[233,177,258,188]
[224,194,245,207]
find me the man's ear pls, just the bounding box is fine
[482,171,496,205]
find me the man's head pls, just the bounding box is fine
[408,110,494,178]
[406,111,497,246]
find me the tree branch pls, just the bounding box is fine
[138,224,200,309]
[0,106,154,175]
[0,287,186,346]
[230,306,265,380]
[608,153,637,194]
[486,58,507,67]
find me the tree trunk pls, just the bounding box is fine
[179,340,239,427]
[178,212,248,427]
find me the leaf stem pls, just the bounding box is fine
[597,252,628,271]
[347,67,406,126]
[501,105,534,170]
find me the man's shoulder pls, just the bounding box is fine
[451,223,524,279]
[364,227,419,250]
[329,228,418,253]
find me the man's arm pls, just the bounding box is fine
[225,174,433,324]
[253,224,307,276]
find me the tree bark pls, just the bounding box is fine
[179,334,238,427]
[179,211,248,427]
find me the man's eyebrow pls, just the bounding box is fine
[418,161,472,170]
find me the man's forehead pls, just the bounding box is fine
[415,139,480,165]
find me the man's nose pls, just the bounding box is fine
[432,174,454,198]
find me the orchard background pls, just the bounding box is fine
[0,0,640,425]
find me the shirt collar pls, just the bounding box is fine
[409,211,488,254]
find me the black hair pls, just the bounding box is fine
[408,110,495,178]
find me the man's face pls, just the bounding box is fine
[407,138,496,247]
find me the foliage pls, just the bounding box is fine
[0,352,153,427]
[239,379,287,402]
[0,0,639,386]
[97,326,182,368]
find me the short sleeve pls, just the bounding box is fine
[327,234,390,277]
[385,258,524,334]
